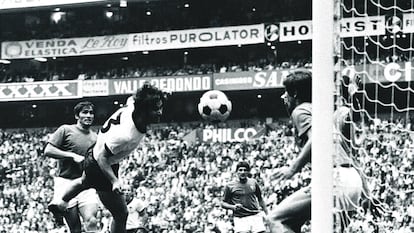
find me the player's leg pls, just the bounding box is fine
[249,214,266,233]
[333,167,363,232]
[77,189,101,232]
[269,187,311,233]
[97,191,128,233]
[63,206,82,233]
[233,216,251,233]
[49,177,68,226]
[49,175,90,215]
[50,150,102,213]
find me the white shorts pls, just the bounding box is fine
[233,213,266,233]
[333,167,363,212]
[53,177,100,209]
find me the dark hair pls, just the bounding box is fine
[73,101,95,116]
[236,161,250,171]
[133,82,169,110]
[283,68,312,102]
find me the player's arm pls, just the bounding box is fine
[95,145,121,193]
[221,186,242,211]
[44,143,85,163]
[137,204,148,223]
[255,183,268,215]
[272,129,311,180]
[44,126,85,162]
[289,129,312,174]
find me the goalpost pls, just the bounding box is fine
[312,1,335,233]
[313,1,414,232]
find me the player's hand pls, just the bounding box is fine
[71,153,84,163]
[112,180,123,195]
[233,204,243,211]
[348,74,362,97]
[271,166,295,181]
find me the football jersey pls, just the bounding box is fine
[223,178,262,217]
[93,101,145,165]
[48,124,97,179]
[126,198,148,230]
[291,102,312,147]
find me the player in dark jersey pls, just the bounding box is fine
[221,161,268,233]
[48,83,169,233]
[45,101,100,233]
[269,69,312,233]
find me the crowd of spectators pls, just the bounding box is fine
[0,57,311,84]
[0,117,413,233]
[0,0,310,41]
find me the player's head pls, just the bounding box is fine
[133,82,169,123]
[281,68,312,114]
[123,184,134,203]
[74,101,95,127]
[236,161,250,181]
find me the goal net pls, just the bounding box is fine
[335,0,414,232]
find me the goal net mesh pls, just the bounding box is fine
[335,0,414,232]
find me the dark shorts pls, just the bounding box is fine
[83,148,119,192]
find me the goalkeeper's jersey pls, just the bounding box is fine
[333,106,354,166]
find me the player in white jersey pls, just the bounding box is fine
[48,83,169,233]
[124,185,148,233]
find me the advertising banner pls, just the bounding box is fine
[109,75,212,94]
[0,0,105,10]
[1,24,264,59]
[279,20,313,42]
[1,35,130,59]
[129,24,264,51]
[198,126,266,143]
[213,70,290,90]
[82,79,109,96]
[277,16,386,42]
[340,16,385,38]
[341,62,414,83]
[0,80,80,101]
[402,14,414,33]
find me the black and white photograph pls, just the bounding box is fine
[0,0,412,233]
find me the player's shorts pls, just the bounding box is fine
[83,148,119,192]
[233,213,266,233]
[53,177,100,209]
[333,166,363,212]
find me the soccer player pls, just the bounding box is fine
[48,83,169,233]
[269,70,379,233]
[124,185,148,233]
[333,74,385,232]
[221,161,268,233]
[45,101,100,233]
[269,69,312,233]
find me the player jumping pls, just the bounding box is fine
[48,83,169,233]
[269,69,312,233]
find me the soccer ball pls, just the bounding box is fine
[198,90,232,122]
